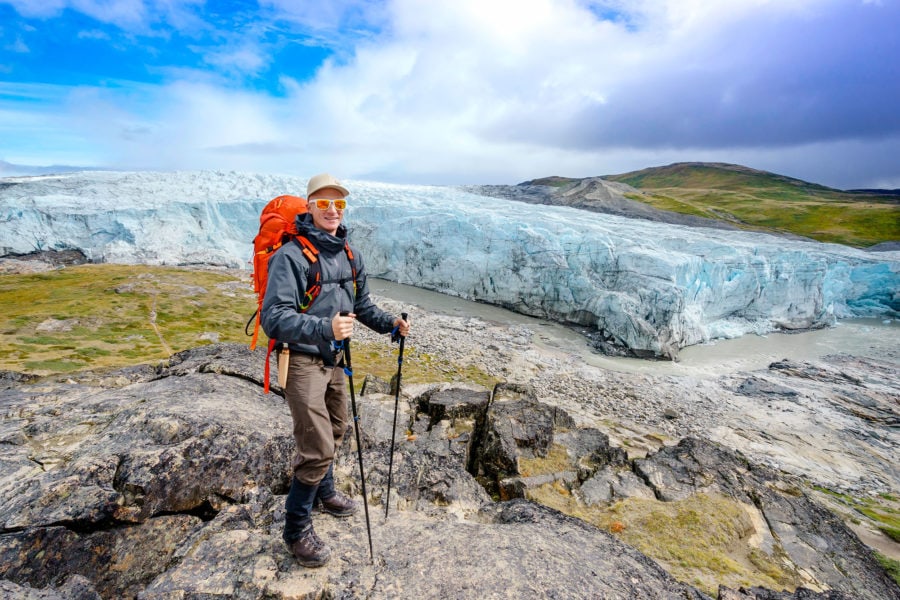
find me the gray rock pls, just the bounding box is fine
[0,371,294,528]
[4,249,90,267]
[718,586,853,599]
[0,517,201,598]
[420,387,490,426]
[368,499,713,600]
[581,465,656,505]
[0,575,101,600]
[0,370,38,389]
[360,373,391,395]
[468,397,555,485]
[735,376,799,398]
[634,436,755,502]
[468,388,626,502]
[462,178,740,232]
[337,386,489,513]
[634,438,900,600]
[553,427,628,479]
[2,344,895,600]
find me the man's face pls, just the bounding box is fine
[308,187,346,235]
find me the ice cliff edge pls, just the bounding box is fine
[1,170,898,358]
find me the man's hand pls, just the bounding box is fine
[332,312,356,340]
[393,315,410,337]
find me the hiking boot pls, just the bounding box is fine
[318,491,358,518]
[289,524,331,568]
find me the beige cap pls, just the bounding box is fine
[307,173,350,198]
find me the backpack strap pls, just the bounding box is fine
[264,336,277,393]
[344,242,358,299]
[295,236,323,310]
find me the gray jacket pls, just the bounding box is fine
[260,213,396,365]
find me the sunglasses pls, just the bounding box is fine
[312,198,347,210]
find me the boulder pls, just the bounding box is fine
[419,387,490,426]
[581,465,656,504]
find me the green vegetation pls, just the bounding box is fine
[813,485,900,544]
[518,443,573,477]
[527,485,800,596]
[521,176,581,188]
[0,264,498,390]
[602,162,900,247]
[0,264,248,374]
[875,552,900,587]
[345,339,498,393]
[811,485,900,585]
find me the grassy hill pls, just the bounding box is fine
[603,162,899,247]
[534,163,899,247]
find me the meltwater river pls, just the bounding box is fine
[370,278,900,377]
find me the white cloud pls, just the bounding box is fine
[6,0,146,27]
[200,45,270,77]
[5,0,204,31]
[259,0,387,33]
[6,35,29,52]
[77,28,111,40]
[3,0,68,19]
[3,0,898,189]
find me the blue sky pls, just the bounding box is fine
[1,0,899,189]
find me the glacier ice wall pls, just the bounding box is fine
[1,170,898,357]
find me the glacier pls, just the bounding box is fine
[1,170,898,358]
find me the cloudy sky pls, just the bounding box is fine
[1,0,898,188]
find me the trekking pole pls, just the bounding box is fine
[384,312,408,519]
[339,312,374,563]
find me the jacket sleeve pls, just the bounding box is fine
[351,251,396,335]
[260,248,336,345]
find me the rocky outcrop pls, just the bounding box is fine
[460,381,899,600]
[0,344,896,599]
[463,177,741,231]
[634,438,898,599]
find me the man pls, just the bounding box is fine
[261,173,410,567]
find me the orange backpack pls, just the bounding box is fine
[247,194,309,350]
[246,194,358,392]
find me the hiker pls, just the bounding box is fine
[261,172,410,567]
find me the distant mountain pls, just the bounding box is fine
[0,160,102,177]
[523,162,899,247]
[602,162,839,194]
[463,177,740,233]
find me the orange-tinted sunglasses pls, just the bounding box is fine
[312,198,347,210]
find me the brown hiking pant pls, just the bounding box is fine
[282,352,348,485]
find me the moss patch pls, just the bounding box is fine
[0,264,499,391]
[875,552,900,587]
[519,443,572,477]
[527,486,801,596]
[813,486,900,543]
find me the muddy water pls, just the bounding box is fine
[369,278,899,377]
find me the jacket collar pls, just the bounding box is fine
[296,213,348,254]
